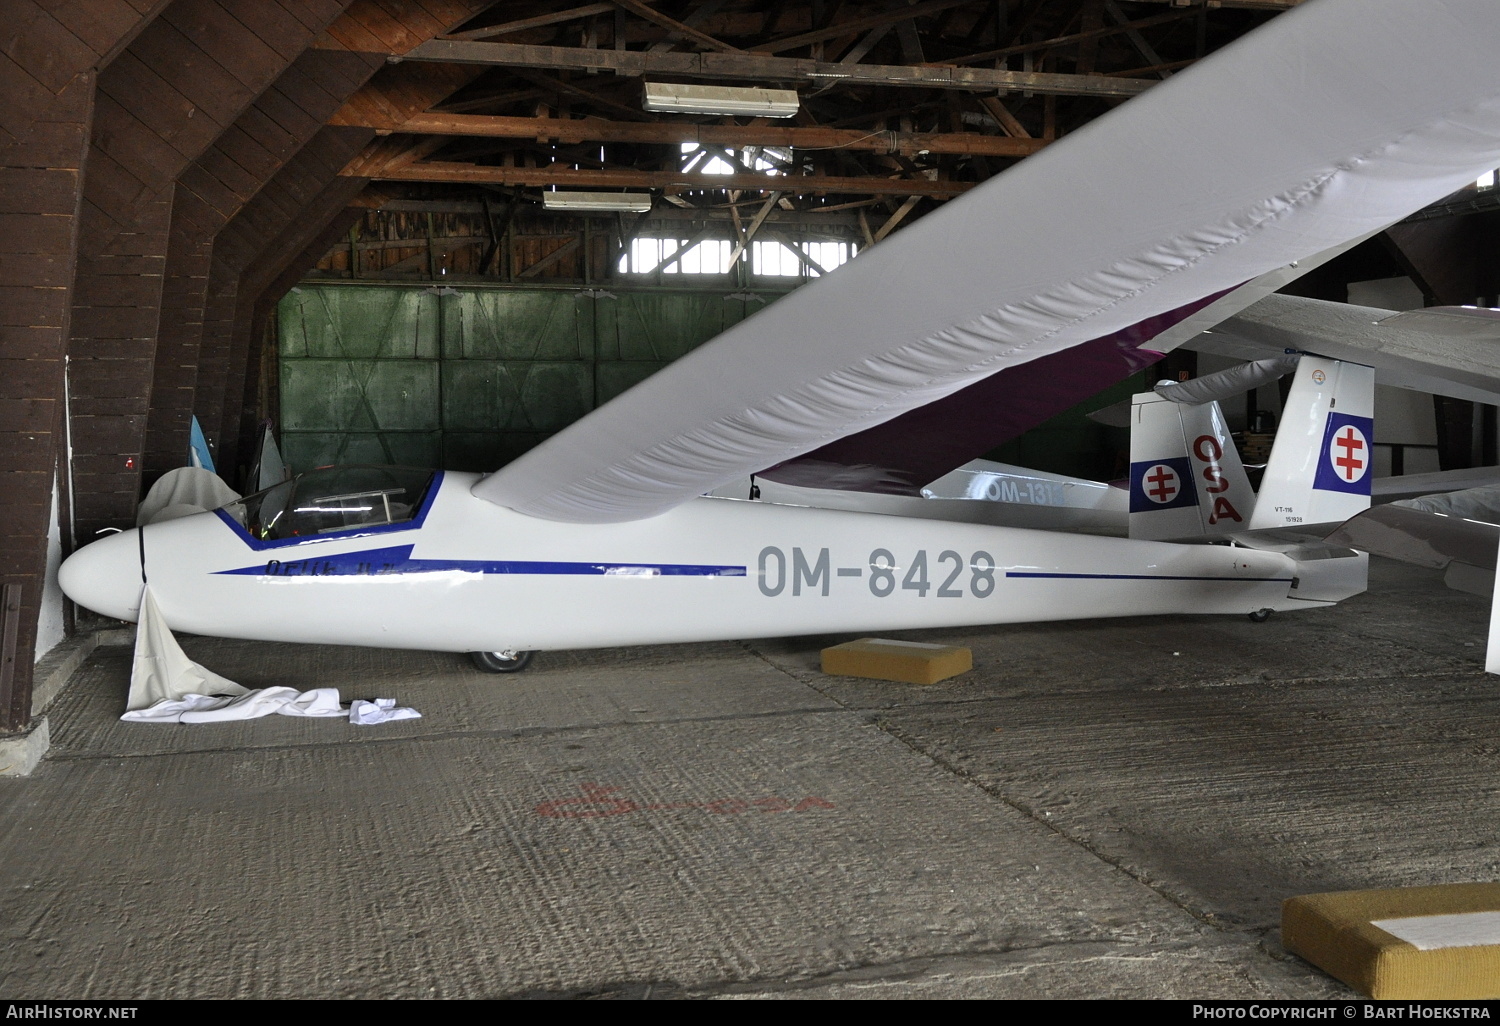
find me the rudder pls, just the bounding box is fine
[1128,392,1256,541]
[1248,356,1375,531]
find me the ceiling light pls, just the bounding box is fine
[643,83,800,118]
[542,191,653,213]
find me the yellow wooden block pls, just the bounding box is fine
[1283,882,1500,998]
[820,638,972,685]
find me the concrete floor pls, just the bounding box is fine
[2,557,1496,998]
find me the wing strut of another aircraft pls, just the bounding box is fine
[471,0,1500,525]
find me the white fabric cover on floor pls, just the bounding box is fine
[122,687,348,724]
[350,698,422,725]
[135,467,240,527]
[474,0,1500,524]
[126,587,420,725]
[128,587,248,711]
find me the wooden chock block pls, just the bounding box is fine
[820,638,972,685]
[1283,882,1500,998]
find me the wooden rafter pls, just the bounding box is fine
[948,8,1191,65]
[873,194,922,241]
[975,96,1031,140]
[750,0,975,54]
[366,111,1047,158]
[647,0,735,53]
[518,236,583,277]
[608,0,743,53]
[509,69,657,121]
[449,3,618,41]
[1103,0,1173,80]
[765,229,829,274]
[728,191,782,266]
[401,39,1155,98]
[359,161,975,197]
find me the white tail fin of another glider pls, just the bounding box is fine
[1248,356,1375,531]
[1128,393,1256,541]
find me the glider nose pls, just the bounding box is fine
[59,529,143,622]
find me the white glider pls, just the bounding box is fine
[57,0,1500,671]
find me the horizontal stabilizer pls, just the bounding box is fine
[1373,467,1500,503]
[1188,294,1500,407]
[1327,485,1500,675]
[1327,500,1500,571]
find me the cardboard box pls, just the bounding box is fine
[820,638,972,685]
[1283,882,1500,998]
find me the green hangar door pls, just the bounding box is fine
[277,284,761,474]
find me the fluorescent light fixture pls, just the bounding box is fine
[542,191,653,213]
[643,82,800,118]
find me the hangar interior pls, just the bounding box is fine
[6,0,1500,999]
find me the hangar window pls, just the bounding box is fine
[619,237,735,274]
[223,466,435,542]
[752,239,856,277]
[618,237,856,276]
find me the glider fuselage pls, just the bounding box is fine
[62,470,1348,655]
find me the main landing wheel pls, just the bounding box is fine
[1248,608,1274,623]
[470,649,535,673]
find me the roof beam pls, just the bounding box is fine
[727,191,782,266]
[378,112,1046,157]
[449,3,618,41]
[948,8,1190,66]
[518,236,583,277]
[647,0,734,53]
[346,196,866,228]
[750,0,975,54]
[356,161,975,197]
[398,39,1154,98]
[1103,0,1173,80]
[607,0,743,53]
[873,194,922,241]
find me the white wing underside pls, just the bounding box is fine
[1189,295,1500,408]
[474,0,1500,525]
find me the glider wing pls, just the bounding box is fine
[474,0,1500,524]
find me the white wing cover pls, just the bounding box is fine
[476,0,1500,524]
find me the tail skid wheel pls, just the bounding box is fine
[470,649,535,673]
[1248,608,1273,623]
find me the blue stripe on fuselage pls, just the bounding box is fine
[1007,571,1292,582]
[213,544,747,578]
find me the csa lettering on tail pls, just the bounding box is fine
[1191,434,1243,525]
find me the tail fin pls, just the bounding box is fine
[1128,393,1256,541]
[1247,356,1375,530]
